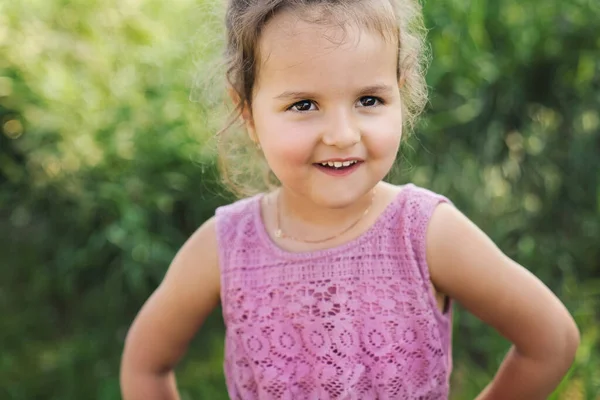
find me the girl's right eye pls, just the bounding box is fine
[288,100,315,112]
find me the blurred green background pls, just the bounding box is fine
[1,0,599,399]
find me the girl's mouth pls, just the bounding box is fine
[313,160,363,176]
[317,160,359,169]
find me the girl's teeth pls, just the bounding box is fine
[319,160,358,168]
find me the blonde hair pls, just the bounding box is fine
[217,0,429,197]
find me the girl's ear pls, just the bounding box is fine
[398,70,407,88]
[227,85,240,106]
[227,85,259,145]
[243,107,259,146]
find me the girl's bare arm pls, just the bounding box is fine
[427,204,579,400]
[120,217,221,400]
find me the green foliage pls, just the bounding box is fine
[1,0,598,399]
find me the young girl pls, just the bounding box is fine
[120,0,579,399]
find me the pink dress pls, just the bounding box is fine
[215,184,453,399]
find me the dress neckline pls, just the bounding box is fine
[252,184,415,260]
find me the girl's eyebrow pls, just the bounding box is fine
[356,84,395,97]
[274,90,316,101]
[274,84,395,101]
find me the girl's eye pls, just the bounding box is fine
[289,100,315,112]
[358,96,381,107]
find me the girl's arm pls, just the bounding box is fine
[427,204,579,400]
[120,217,221,400]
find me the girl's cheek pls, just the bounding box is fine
[268,135,315,166]
[362,124,402,157]
[262,121,319,164]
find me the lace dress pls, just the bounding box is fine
[215,184,453,399]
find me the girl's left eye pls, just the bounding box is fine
[288,100,316,112]
[358,96,382,107]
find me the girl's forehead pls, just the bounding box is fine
[259,9,396,60]
[255,11,398,93]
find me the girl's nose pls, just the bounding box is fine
[321,110,361,149]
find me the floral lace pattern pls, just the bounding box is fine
[216,185,452,399]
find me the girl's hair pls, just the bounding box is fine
[217,0,429,197]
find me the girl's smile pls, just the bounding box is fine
[313,158,364,177]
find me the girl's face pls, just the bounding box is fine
[247,11,403,208]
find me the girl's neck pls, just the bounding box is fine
[274,184,379,241]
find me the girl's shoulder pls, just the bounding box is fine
[214,193,263,231]
[215,193,263,215]
[395,182,451,204]
[213,193,265,251]
[379,182,453,224]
